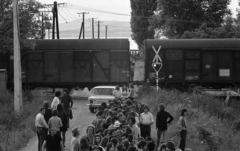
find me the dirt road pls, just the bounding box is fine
[19,98,95,151]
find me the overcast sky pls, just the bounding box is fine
[37,0,239,23]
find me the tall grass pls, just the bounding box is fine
[137,85,240,151]
[0,90,52,151]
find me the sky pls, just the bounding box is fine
[36,0,239,23]
[36,0,240,49]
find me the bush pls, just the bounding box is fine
[0,91,52,151]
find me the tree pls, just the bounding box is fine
[149,0,231,39]
[0,0,46,53]
[130,0,157,49]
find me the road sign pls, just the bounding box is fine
[152,46,163,91]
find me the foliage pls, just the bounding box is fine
[181,16,240,38]
[137,86,240,150]
[130,0,157,49]
[149,0,231,39]
[0,0,46,53]
[0,91,51,151]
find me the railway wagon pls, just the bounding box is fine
[8,39,130,89]
[144,39,240,89]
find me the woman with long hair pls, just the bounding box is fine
[57,104,68,147]
[80,137,91,151]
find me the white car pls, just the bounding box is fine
[88,86,116,113]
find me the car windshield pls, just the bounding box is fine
[93,88,114,95]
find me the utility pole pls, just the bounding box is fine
[98,21,103,39]
[91,18,97,39]
[13,0,22,113]
[105,25,108,39]
[44,1,65,39]
[77,12,89,39]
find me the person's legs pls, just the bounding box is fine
[157,129,162,147]
[140,124,146,138]
[62,131,66,146]
[179,130,187,151]
[37,127,45,151]
[162,130,166,142]
[146,125,151,138]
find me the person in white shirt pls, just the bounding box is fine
[35,107,49,151]
[51,91,61,110]
[71,127,80,151]
[140,106,154,139]
[113,85,122,99]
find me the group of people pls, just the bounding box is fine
[71,91,188,151]
[35,89,73,151]
[35,85,189,151]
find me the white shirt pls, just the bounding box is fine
[35,113,48,128]
[71,136,80,151]
[113,90,122,98]
[140,112,154,125]
[51,97,60,110]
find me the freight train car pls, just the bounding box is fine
[5,39,130,89]
[144,39,240,89]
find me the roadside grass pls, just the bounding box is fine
[138,86,240,151]
[0,90,52,151]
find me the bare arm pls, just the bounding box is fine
[60,140,65,151]
[42,141,46,151]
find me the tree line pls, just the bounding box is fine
[130,0,240,49]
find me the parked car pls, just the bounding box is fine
[88,86,116,113]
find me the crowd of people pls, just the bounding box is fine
[35,85,189,151]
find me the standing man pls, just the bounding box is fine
[156,103,174,148]
[61,89,73,127]
[35,107,49,151]
[177,109,188,151]
[140,106,154,139]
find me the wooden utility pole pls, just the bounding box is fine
[77,12,89,39]
[98,21,103,39]
[13,0,22,113]
[105,25,108,39]
[91,18,97,39]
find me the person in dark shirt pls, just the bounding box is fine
[61,89,73,111]
[156,103,174,148]
[43,101,52,138]
[61,89,73,128]
[42,127,64,151]
[43,101,52,123]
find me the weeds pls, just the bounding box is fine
[137,85,240,151]
[0,90,51,151]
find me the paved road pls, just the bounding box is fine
[20,98,95,151]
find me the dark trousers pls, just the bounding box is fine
[46,149,61,151]
[140,124,151,138]
[179,130,187,151]
[36,127,47,151]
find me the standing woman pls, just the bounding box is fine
[128,83,135,101]
[113,85,122,99]
[121,84,129,99]
[80,137,91,151]
[177,109,188,151]
[57,104,68,147]
[51,91,61,110]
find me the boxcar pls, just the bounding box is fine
[144,39,240,88]
[6,39,130,89]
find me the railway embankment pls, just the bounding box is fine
[138,86,240,151]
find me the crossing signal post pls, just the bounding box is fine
[152,46,163,91]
